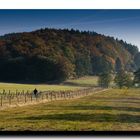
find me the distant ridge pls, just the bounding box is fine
[0,28,139,82]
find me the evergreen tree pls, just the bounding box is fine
[92,56,112,75]
[134,52,140,69]
[134,68,140,84]
[98,73,112,88]
[114,70,133,88]
[115,57,123,73]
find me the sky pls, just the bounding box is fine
[0,10,140,50]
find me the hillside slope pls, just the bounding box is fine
[0,28,139,82]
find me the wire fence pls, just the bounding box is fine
[0,87,103,109]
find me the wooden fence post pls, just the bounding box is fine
[3,89,5,94]
[54,93,56,100]
[36,94,37,102]
[31,94,32,102]
[0,95,2,107]
[56,92,58,99]
[71,92,72,98]
[60,91,63,99]
[42,93,44,101]
[27,90,29,102]
[25,94,27,103]
[64,92,66,100]
[2,93,4,100]
[86,90,88,95]
[17,94,19,104]
[72,92,74,98]
[57,91,61,99]
[66,92,67,99]
[69,92,71,99]
[22,90,24,94]
[45,93,48,100]
[50,93,52,101]
[9,95,11,105]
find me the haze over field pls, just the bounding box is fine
[0,10,140,50]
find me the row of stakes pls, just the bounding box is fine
[0,87,101,107]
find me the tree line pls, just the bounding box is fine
[98,68,140,88]
[0,28,139,82]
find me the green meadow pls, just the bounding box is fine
[0,88,140,131]
[0,76,98,93]
[0,76,140,131]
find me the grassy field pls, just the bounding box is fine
[0,88,140,131]
[63,76,98,87]
[0,83,80,93]
[0,76,98,93]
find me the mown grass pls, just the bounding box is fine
[0,83,79,93]
[0,88,140,131]
[63,76,98,87]
[0,76,98,93]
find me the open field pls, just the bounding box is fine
[0,76,98,93]
[63,76,98,87]
[0,83,79,93]
[0,88,140,131]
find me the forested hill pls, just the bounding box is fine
[0,28,140,82]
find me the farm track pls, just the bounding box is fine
[0,88,108,110]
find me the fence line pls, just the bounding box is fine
[0,87,103,109]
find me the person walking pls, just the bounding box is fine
[33,88,38,97]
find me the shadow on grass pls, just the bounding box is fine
[20,113,140,123]
[91,97,140,101]
[37,104,140,112]
[95,100,140,104]
[62,105,140,112]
